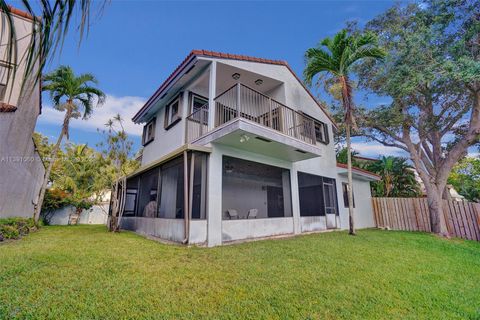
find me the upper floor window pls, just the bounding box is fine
[164,96,181,129]
[0,83,6,102]
[191,93,208,114]
[314,121,329,145]
[0,62,10,102]
[301,112,330,145]
[142,118,156,146]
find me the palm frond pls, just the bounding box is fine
[304,48,337,85]
[0,1,107,93]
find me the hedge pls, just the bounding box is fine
[0,218,39,241]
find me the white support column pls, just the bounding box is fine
[206,148,223,247]
[290,166,301,234]
[181,90,189,144]
[207,61,217,130]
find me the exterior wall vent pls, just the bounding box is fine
[255,136,272,143]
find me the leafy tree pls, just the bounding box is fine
[336,148,421,197]
[34,133,109,223]
[34,66,105,222]
[355,0,480,235]
[448,157,480,202]
[304,29,385,235]
[97,115,139,231]
[367,156,421,198]
[336,148,362,168]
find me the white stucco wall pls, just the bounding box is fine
[120,217,206,244]
[48,204,108,225]
[335,176,375,229]
[222,218,294,242]
[140,91,188,165]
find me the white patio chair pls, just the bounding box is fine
[247,209,258,219]
[227,209,238,220]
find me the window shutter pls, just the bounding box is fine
[164,104,170,129]
[324,123,330,144]
[142,124,147,145]
[150,118,156,140]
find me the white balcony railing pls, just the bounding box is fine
[186,83,317,145]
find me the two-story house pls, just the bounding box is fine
[116,50,379,246]
[0,7,45,218]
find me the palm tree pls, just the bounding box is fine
[368,156,421,198]
[34,66,105,222]
[304,29,385,235]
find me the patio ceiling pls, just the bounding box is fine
[193,118,322,162]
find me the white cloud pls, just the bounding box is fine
[350,141,408,158]
[38,94,145,136]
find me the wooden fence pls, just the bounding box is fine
[372,197,480,241]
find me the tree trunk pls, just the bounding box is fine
[33,107,72,223]
[426,188,449,236]
[108,182,119,232]
[346,123,356,235]
[69,206,82,225]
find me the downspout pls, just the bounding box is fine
[182,151,190,244]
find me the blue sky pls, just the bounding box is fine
[29,0,403,157]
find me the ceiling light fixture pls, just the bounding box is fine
[255,79,263,86]
[239,134,250,143]
[232,73,241,80]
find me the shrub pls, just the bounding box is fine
[0,218,39,241]
[0,225,20,239]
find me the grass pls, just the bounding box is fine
[0,226,479,319]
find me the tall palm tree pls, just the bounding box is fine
[34,66,105,222]
[304,29,385,235]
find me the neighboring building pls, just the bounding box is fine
[115,50,379,246]
[0,8,44,218]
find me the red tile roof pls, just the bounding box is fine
[336,163,381,179]
[132,50,337,127]
[0,102,17,112]
[2,6,36,21]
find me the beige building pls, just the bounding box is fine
[0,7,44,218]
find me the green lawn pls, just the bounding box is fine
[1,226,479,319]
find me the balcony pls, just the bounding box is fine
[185,83,321,161]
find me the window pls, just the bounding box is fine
[0,62,9,102]
[191,94,208,113]
[124,176,140,216]
[301,112,329,145]
[314,121,329,144]
[222,156,292,220]
[191,153,208,219]
[137,168,159,217]
[342,182,355,208]
[298,172,338,216]
[142,118,156,145]
[121,153,208,220]
[158,157,185,219]
[164,96,182,129]
[0,84,6,102]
